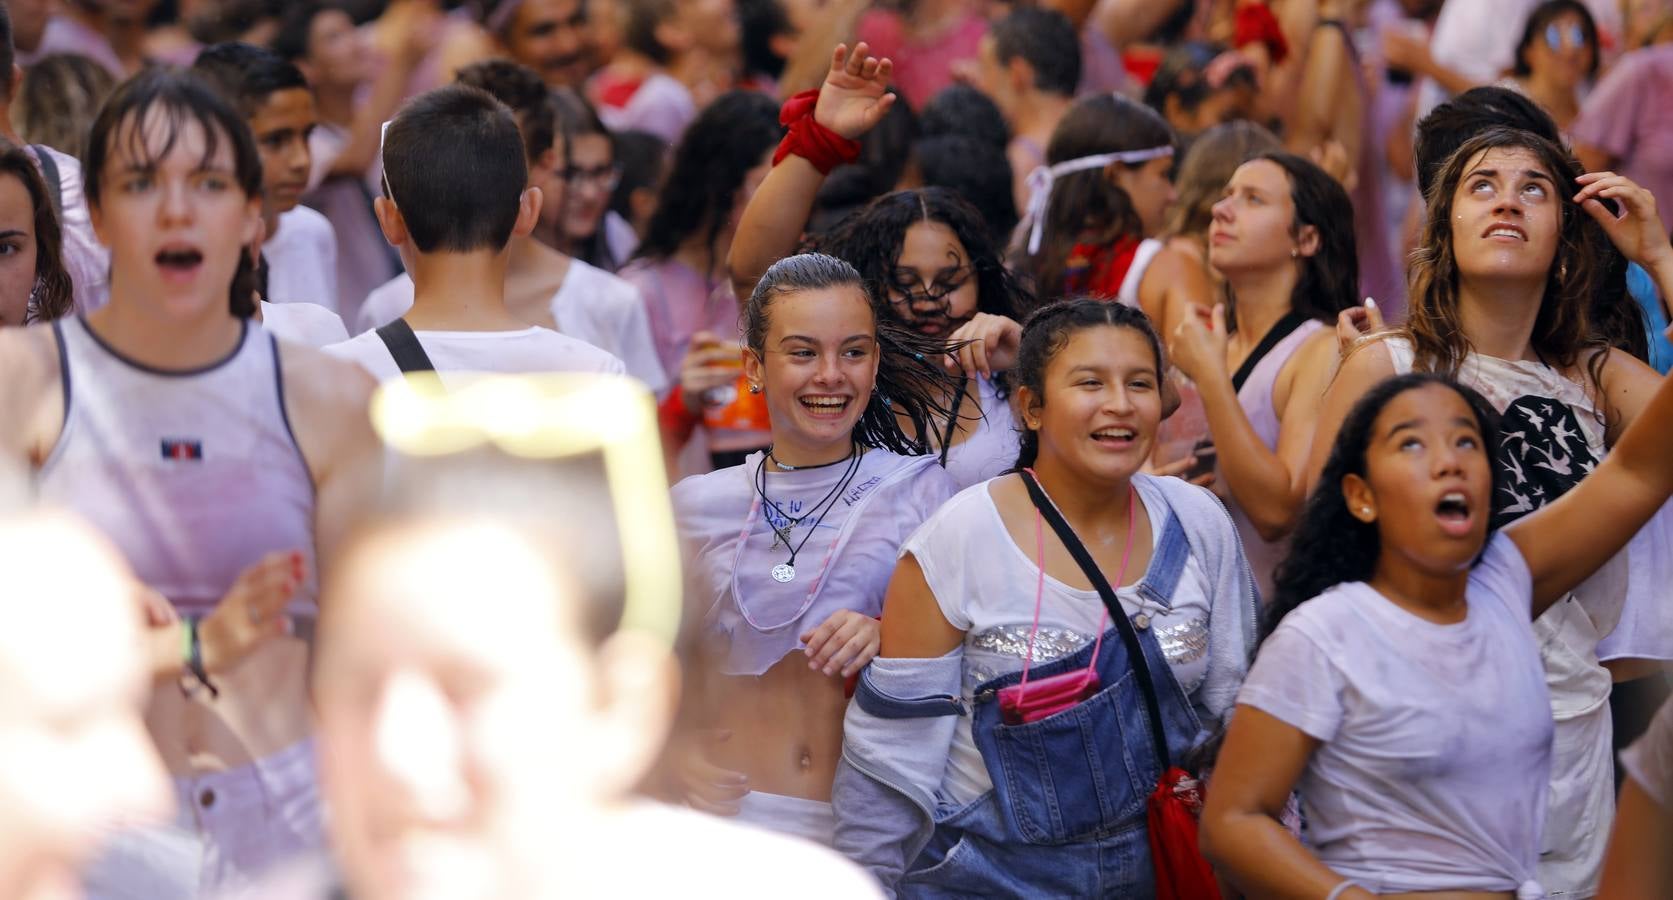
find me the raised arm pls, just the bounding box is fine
[1505,175,1673,614]
[728,43,896,301]
[1172,307,1337,541]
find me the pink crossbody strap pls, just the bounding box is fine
[1017,471,1135,689]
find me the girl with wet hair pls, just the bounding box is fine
[0,140,74,326]
[671,252,961,845]
[1168,152,1359,597]
[0,68,381,894]
[1204,367,1673,899]
[1308,125,1673,896]
[835,297,1257,895]
[730,43,1037,491]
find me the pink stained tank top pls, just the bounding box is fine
[37,317,318,618]
[1226,317,1326,601]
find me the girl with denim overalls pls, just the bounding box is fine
[833,299,1258,897]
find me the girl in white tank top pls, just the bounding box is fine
[1169,153,1361,598]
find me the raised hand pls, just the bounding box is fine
[1169,303,1231,384]
[1575,172,1673,272]
[944,313,1022,378]
[815,43,897,141]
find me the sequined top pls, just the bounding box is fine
[901,475,1217,807]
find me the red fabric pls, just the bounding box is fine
[773,90,862,175]
[1121,48,1163,87]
[658,385,699,450]
[1147,767,1220,900]
[593,72,645,110]
[1233,4,1289,64]
[1064,236,1142,300]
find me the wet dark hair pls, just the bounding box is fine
[913,135,1018,248]
[1009,298,1165,469]
[1026,93,1175,304]
[991,7,1081,97]
[1414,86,1560,198]
[918,84,1009,152]
[1266,374,1501,641]
[1512,0,1599,79]
[190,42,311,119]
[383,85,528,254]
[456,59,558,168]
[1413,87,1646,365]
[610,129,668,223]
[633,91,781,268]
[744,253,958,455]
[84,69,264,317]
[1243,152,1359,325]
[819,186,1034,332]
[0,139,73,322]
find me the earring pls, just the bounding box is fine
[1560,261,1569,282]
[747,383,762,394]
[1291,249,1299,259]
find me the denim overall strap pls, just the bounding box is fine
[1132,512,1204,740]
[855,665,968,720]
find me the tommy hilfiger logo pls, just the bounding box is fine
[161,439,203,461]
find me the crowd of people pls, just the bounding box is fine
[4,0,1673,898]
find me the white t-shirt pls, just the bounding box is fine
[28,145,109,314]
[903,477,1217,807]
[264,206,341,313]
[357,264,668,395]
[325,325,626,385]
[1237,533,1551,896]
[259,301,349,349]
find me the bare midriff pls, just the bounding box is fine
[708,653,850,801]
[145,636,313,776]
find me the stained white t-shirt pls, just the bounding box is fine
[356,264,667,396]
[904,475,1218,807]
[259,301,349,349]
[264,206,341,313]
[325,325,626,385]
[1238,533,1551,896]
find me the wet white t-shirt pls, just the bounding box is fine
[325,325,625,385]
[259,301,349,349]
[264,206,340,313]
[1238,533,1551,896]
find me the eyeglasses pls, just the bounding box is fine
[1545,22,1588,51]
[563,164,622,192]
[887,265,975,306]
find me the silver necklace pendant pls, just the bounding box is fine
[772,563,797,583]
[1132,613,1152,630]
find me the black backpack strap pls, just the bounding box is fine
[1021,470,1171,767]
[31,146,63,221]
[1230,310,1312,394]
[375,318,436,373]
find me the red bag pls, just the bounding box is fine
[1147,767,1221,900]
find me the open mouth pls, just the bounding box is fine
[1434,490,1473,536]
[799,395,852,418]
[1483,223,1527,242]
[1090,425,1138,448]
[155,246,204,276]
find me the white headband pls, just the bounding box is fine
[1022,145,1174,256]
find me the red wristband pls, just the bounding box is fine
[772,90,862,175]
[1234,4,1289,65]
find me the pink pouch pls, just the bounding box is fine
[996,475,1135,726]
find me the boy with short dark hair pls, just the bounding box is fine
[975,7,1081,213]
[325,84,627,384]
[192,42,345,333]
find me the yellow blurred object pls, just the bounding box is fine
[369,372,682,646]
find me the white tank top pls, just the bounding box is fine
[38,317,318,618]
[1227,318,1326,599]
[1116,238,1164,308]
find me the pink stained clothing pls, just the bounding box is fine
[854,10,987,110]
[1221,318,1326,601]
[1571,44,1673,217]
[36,317,318,620]
[673,449,957,676]
[26,144,110,314]
[618,257,741,382]
[304,124,400,331]
[593,70,697,145]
